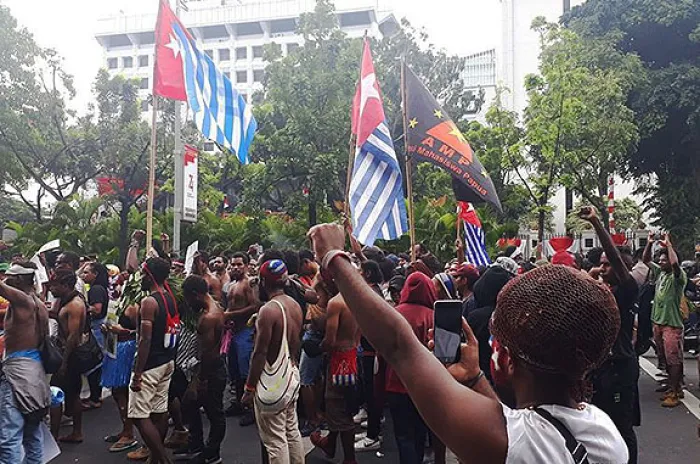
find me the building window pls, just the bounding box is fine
[239,92,248,103]
[252,46,263,59]
[219,49,230,61]
[203,142,216,152]
[253,70,264,83]
[138,55,149,67]
[223,71,231,80]
[286,43,299,54]
[584,238,594,248]
[205,49,213,59]
[107,58,118,69]
[140,100,149,112]
[235,47,247,60]
[140,78,149,90]
[236,70,248,84]
[123,56,133,68]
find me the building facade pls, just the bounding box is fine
[95,0,397,121]
[499,0,586,114]
[461,48,497,123]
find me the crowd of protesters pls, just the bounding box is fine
[0,205,695,464]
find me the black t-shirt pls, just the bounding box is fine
[88,284,109,320]
[610,277,639,361]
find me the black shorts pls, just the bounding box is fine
[50,364,82,399]
[168,367,189,402]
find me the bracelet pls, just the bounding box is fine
[465,370,484,389]
[321,250,351,274]
[244,383,256,393]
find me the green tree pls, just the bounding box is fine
[567,0,700,255]
[566,197,645,233]
[0,5,98,219]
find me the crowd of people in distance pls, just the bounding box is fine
[0,205,694,464]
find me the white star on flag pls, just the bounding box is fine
[360,72,380,116]
[165,34,181,58]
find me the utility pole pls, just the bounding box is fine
[563,0,573,234]
[172,0,185,257]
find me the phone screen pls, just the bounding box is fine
[433,300,463,363]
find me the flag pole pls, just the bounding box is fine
[345,32,368,219]
[344,134,356,217]
[172,0,185,257]
[146,95,159,252]
[400,58,417,262]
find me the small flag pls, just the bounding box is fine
[154,0,257,164]
[459,202,490,266]
[404,64,502,212]
[349,39,408,246]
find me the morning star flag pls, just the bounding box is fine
[349,40,408,246]
[403,64,502,212]
[458,201,491,266]
[153,0,257,164]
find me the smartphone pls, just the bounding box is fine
[433,300,464,363]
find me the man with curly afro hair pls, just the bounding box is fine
[308,223,629,464]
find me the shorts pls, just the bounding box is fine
[653,324,684,366]
[299,331,324,387]
[50,356,82,399]
[128,361,174,419]
[168,367,189,402]
[228,327,254,380]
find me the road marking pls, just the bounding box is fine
[639,356,700,420]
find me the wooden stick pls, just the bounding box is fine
[344,133,356,217]
[400,59,417,263]
[146,95,159,252]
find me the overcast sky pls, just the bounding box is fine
[0,0,501,114]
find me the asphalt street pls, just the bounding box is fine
[51,353,700,464]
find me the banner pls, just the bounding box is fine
[183,145,198,223]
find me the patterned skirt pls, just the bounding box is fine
[101,339,136,389]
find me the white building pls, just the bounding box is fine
[499,0,586,114]
[95,0,398,122]
[461,48,497,124]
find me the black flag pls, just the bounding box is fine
[403,64,502,212]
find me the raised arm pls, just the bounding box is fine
[0,281,34,309]
[580,206,632,284]
[642,231,655,266]
[309,224,508,464]
[665,233,681,278]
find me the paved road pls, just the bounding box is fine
[51,354,700,464]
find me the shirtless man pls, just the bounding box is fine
[242,260,304,464]
[211,256,230,290]
[225,252,261,426]
[175,275,227,463]
[310,284,361,464]
[0,263,51,464]
[48,269,89,443]
[192,252,223,302]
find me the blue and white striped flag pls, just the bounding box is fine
[349,40,407,246]
[171,23,257,164]
[459,202,491,266]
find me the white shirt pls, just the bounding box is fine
[504,403,628,464]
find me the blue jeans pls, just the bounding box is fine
[0,377,43,464]
[388,392,427,464]
[228,327,254,380]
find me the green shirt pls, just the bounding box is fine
[649,262,687,328]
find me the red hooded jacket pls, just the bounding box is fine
[385,272,437,394]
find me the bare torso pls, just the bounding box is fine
[327,293,360,352]
[227,276,260,327]
[58,296,86,347]
[265,294,303,365]
[4,294,47,354]
[198,302,225,367]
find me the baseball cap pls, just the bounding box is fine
[6,263,36,276]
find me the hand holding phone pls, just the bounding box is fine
[433,300,464,364]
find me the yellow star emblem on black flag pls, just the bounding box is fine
[409,118,418,129]
[433,109,443,119]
